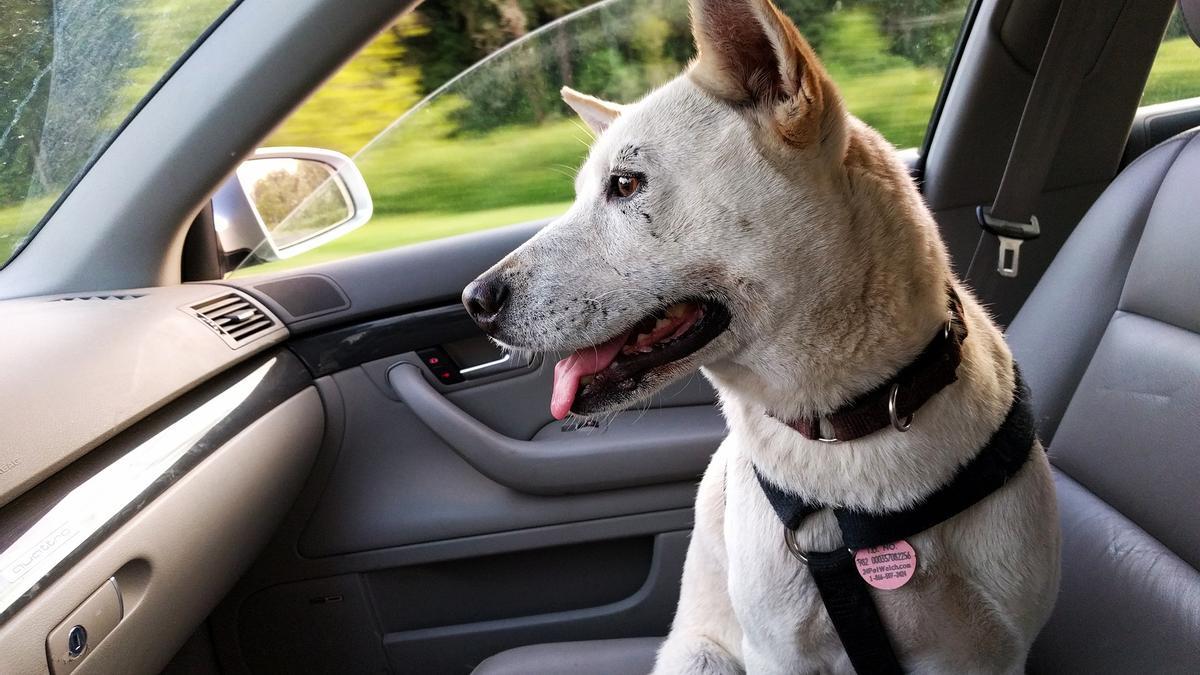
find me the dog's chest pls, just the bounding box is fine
[721,452,950,673]
[723,461,850,671]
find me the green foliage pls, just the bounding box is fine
[0,0,53,208]
[822,9,946,148]
[3,0,1195,275]
[264,18,426,156]
[256,0,968,273]
[250,0,972,273]
[865,0,968,66]
[0,0,230,264]
[248,159,352,248]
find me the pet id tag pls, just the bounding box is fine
[854,540,918,590]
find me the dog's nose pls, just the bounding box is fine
[462,275,511,333]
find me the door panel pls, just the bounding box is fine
[296,364,699,558]
[216,222,713,673]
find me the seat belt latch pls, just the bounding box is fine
[976,207,1040,278]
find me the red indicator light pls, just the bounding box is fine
[427,356,440,365]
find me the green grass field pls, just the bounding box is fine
[1142,36,1200,105]
[238,200,573,276]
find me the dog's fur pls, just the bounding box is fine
[467,0,1061,671]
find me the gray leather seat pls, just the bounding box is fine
[473,637,662,674]
[474,2,1200,671]
[1012,102,1200,675]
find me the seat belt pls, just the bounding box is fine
[977,0,1125,278]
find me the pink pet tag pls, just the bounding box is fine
[854,540,918,590]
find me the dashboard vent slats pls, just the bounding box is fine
[53,294,144,302]
[187,292,277,348]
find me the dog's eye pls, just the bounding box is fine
[609,174,642,200]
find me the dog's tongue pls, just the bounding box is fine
[551,333,627,420]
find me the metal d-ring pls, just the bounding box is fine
[783,527,809,563]
[888,382,913,432]
[816,420,839,444]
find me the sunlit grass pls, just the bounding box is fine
[0,196,56,265]
[1142,36,1200,105]
[234,200,572,276]
[355,113,589,216]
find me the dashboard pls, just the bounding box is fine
[0,284,322,674]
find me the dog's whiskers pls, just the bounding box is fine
[569,119,596,142]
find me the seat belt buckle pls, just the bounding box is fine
[976,207,1040,278]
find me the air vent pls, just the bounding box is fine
[187,292,277,348]
[53,294,144,302]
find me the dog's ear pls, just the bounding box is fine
[688,0,845,149]
[561,86,625,135]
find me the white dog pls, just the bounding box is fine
[462,0,1061,672]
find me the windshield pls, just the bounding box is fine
[0,0,234,267]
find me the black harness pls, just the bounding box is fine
[755,370,1037,674]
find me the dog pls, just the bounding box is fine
[461,0,1061,671]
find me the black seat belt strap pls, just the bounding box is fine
[807,549,905,675]
[977,0,1123,278]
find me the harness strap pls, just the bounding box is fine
[835,370,1035,549]
[756,368,1037,674]
[807,549,905,675]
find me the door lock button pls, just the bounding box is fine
[416,348,464,384]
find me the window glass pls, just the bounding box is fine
[1143,7,1200,106]
[0,0,232,267]
[237,0,972,276]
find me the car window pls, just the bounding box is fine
[235,0,973,276]
[0,0,233,267]
[1143,6,1200,105]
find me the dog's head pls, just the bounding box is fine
[464,0,884,420]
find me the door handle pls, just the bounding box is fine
[459,352,532,379]
[388,363,725,495]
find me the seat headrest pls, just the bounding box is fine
[1183,0,1200,47]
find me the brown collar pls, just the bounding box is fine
[769,290,967,442]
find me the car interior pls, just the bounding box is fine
[0,0,1197,673]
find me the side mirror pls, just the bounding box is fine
[213,147,372,268]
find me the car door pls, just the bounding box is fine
[193,2,977,672]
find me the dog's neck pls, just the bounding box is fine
[705,282,1014,511]
[702,124,1015,510]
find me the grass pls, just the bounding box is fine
[355,111,590,216]
[0,196,56,264]
[233,200,573,276]
[1142,36,1200,105]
